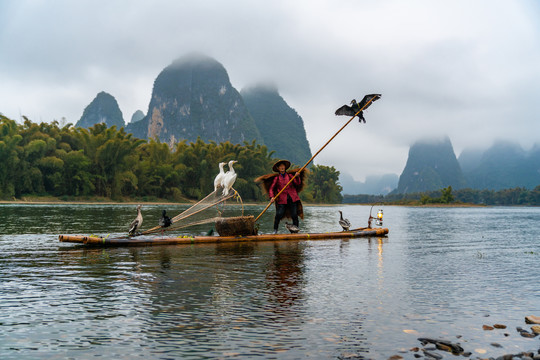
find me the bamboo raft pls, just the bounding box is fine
[58,227,389,246]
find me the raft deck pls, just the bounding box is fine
[58,227,389,246]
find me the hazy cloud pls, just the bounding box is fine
[1,0,539,181]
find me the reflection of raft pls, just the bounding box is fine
[58,227,389,246]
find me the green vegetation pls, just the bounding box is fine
[344,185,540,206]
[303,165,343,204]
[0,115,341,203]
[420,186,454,204]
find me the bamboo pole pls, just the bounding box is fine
[255,96,379,222]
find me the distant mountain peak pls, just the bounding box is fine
[76,91,125,129]
[241,84,312,165]
[459,139,539,190]
[130,110,145,123]
[395,136,466,194]
[126,53,262,145]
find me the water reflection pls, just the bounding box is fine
[2,204,540,359]
[266,242,304,309]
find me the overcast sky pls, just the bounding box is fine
[1,0,539,181]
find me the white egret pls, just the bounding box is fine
[222,160,238,196]
[213,162,226,192]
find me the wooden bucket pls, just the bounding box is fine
[215,215,257,236]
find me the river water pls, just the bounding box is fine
[0,204,539,359]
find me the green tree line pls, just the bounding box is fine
[0,115,342,203]
[343,185,540,206]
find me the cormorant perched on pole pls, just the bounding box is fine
[335,94,381,123]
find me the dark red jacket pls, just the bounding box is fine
[269,173,301,204]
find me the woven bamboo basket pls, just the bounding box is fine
[215,215,257,236]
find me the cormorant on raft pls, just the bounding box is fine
[285,222,300,233]
[338,210,351,231]
[128,205,143,236]
[335,94,381,123]
[159,210,172,228]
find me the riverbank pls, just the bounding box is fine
[0,195,194,205]
[0,195,485,207]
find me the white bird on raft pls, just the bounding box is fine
[338,210,351,231]
[222,160,238,196]
[128,205,143,236]
[214,162,227,192]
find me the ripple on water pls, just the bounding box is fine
[1,205,540,359]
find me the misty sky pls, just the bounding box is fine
[1,0,539,181]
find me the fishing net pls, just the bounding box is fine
[141,188,245,236]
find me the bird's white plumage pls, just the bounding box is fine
[222,160,237,196]
[214,162,226,192]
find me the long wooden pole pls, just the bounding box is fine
[255,97,378,222]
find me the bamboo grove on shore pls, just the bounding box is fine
[0,115,343,203]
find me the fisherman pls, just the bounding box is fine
[268,160,303,234]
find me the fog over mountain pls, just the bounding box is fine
[459,140,540,190]
[125,54,262,146]
[1,1,540,182]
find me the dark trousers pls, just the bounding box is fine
[274,195,299,230]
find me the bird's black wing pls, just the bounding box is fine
[128,219,139,234]
[357,94,381,111]
[335,104,356,116]
[159,216,172,228]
